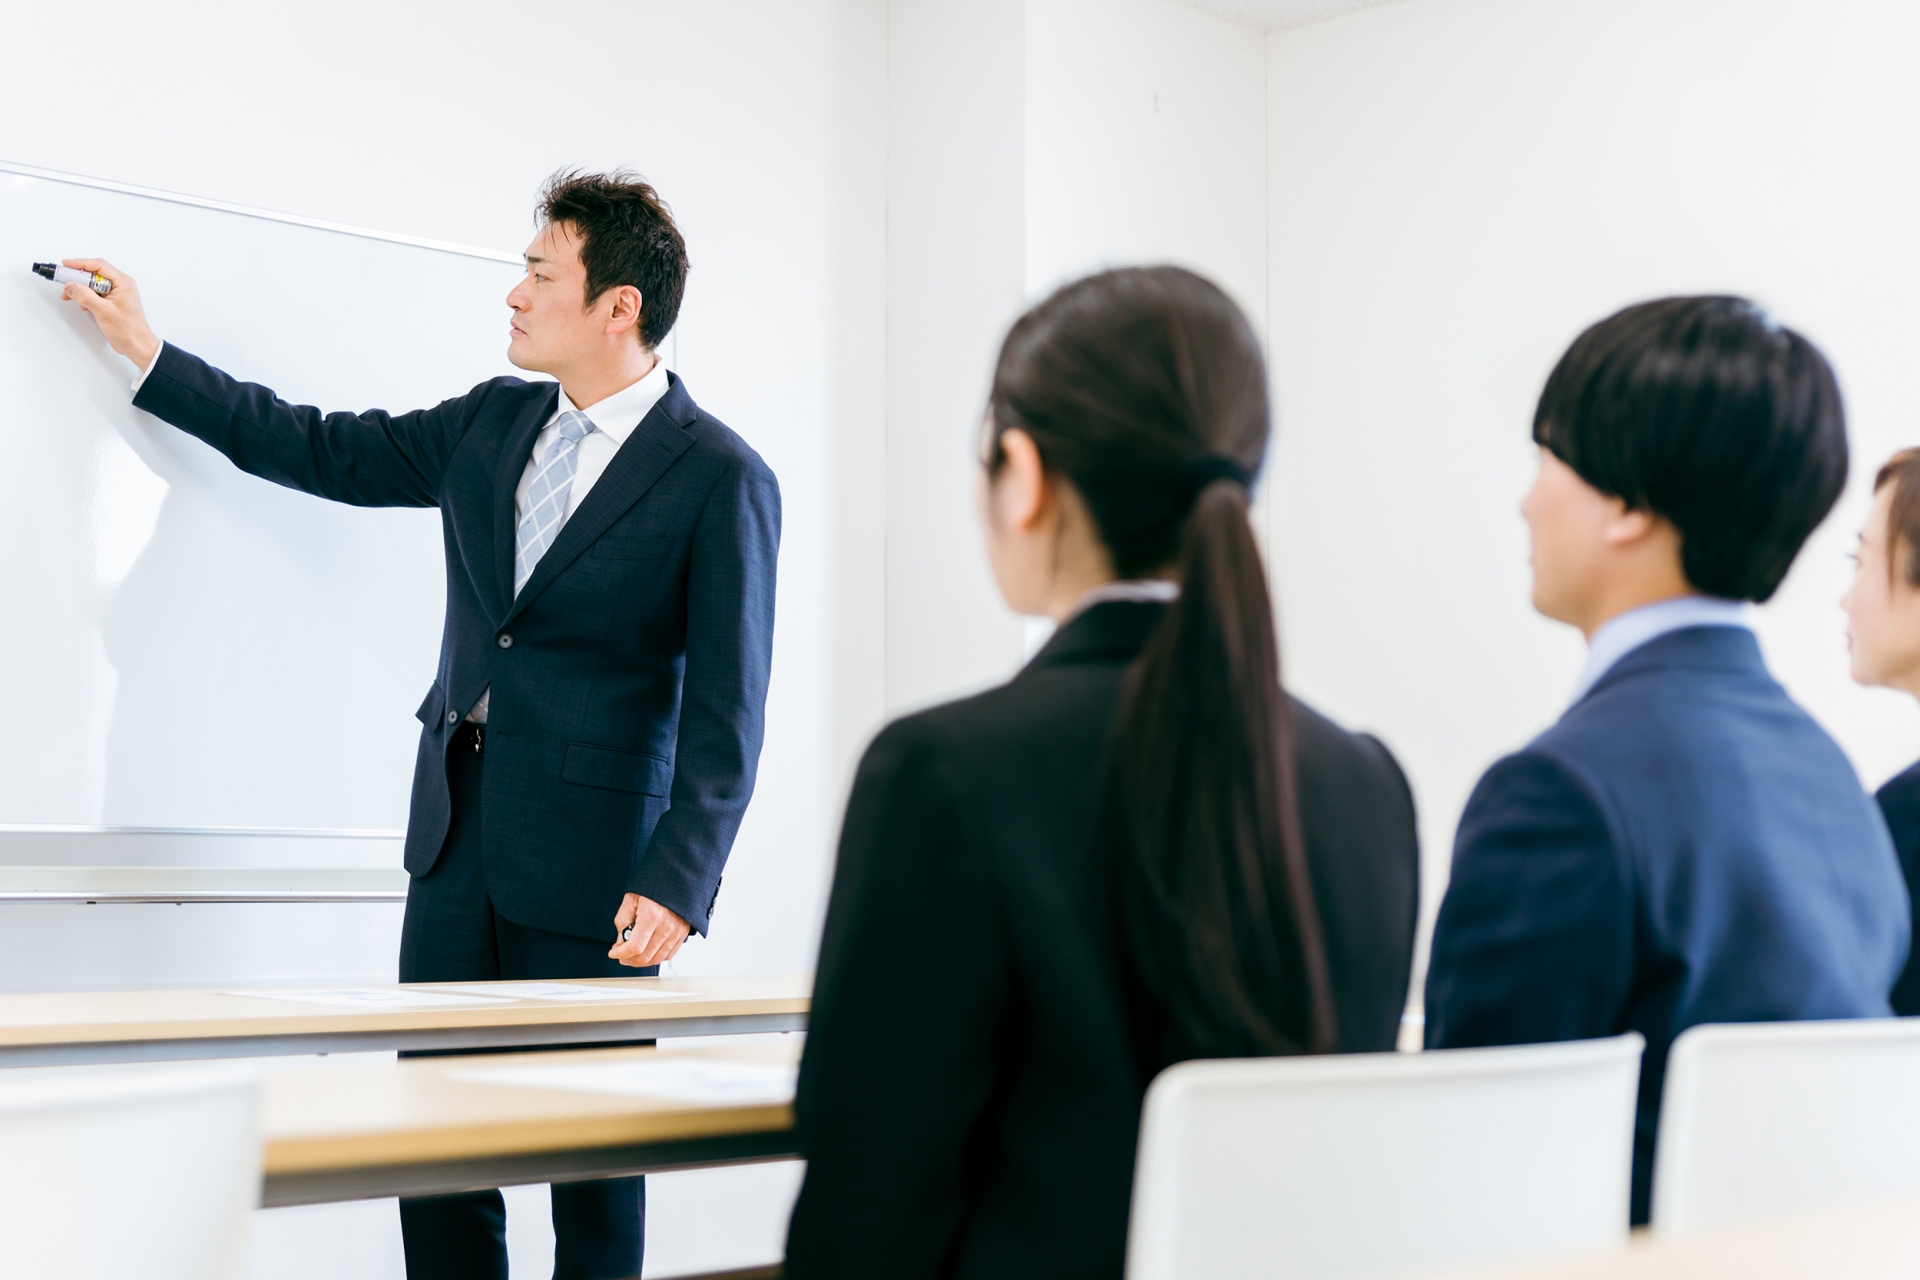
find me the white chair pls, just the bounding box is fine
[1651,1017,1920,1237]
[1125,1034,1644,1280]
[0,1063,260,1280]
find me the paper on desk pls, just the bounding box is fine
[418,982,697,1002]
[225,987,511,1009]
[454,1058,798,1106]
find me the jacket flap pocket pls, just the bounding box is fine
[562,743,671,795]
[415,685,445,727]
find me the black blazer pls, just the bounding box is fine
[132,344,780,939]
[1876,759,1920,1015]
[784,601,1418,1280]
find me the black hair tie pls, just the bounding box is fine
[1179,453,1253,492]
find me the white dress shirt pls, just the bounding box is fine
[1567,595,1752,706]
[1062,578,1180,623]
[132,341,166,390]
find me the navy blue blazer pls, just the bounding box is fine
[132,344,780,940]
[1874,760,1920,1015]
[1425,625,1909,1224]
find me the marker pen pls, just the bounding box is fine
[31,263,111,296]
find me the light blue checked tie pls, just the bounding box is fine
[513,409,595,596]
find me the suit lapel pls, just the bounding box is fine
[501,375,698,626]
[493,383,560,619]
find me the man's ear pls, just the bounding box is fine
[1602,503,1660,547]
[603,285,644,338]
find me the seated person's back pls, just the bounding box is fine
[1425,295,1910,1226]
[783,267,1420,1280]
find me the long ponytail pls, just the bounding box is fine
[987,266,1335,1059]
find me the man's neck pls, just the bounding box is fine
[559,347,659,412]
[1578,580,1697,642]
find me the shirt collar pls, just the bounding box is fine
[553,357,672,446]
[1569,595,1753,706]
[1060,579,1180,626]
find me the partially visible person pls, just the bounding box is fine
[1425,296,1910,1227]
[783,267,1419,1279]
[1841,447,1920,1015]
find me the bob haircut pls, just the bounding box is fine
[1533,295,1847,602]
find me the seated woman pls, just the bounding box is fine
[1841,447,1920,1014]
[782,266,1419,1279]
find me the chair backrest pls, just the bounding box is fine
[1125,1034,1643,1280]
[0,1063,260,1280]
[1652,1017,1920,1237]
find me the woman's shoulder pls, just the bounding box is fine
[864,662,1129,776]
[1290,696,1414,810]
[1876,759,1920,847]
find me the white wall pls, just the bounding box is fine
[1265,0,1920,971]
[1026,0,1267,320]
[0,2,886,1275]
[886,0,1271,703]
[884,0,1030,715]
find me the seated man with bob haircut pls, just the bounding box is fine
[1425,295,1910,1225]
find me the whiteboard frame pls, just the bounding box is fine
[0,158,522,265]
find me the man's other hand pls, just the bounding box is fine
[609,893,691,968]
[58,258,160,371]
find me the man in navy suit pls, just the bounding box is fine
[1425,296,1909,1226]
[60,172,780,1279]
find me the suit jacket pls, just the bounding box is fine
[132,343,780,939]
[784,601,1419,1280]
[1425,625,1910,1225]
[1875,761,1920,1015]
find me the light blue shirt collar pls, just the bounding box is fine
[1568,596,1752,706]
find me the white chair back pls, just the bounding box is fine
[1125,1034,1643,1280]
[0,1063,261,1280]
[1652,1017,1920,1236]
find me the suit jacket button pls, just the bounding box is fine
[498,633,514,649]
[446,710,458,724]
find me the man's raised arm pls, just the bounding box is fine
[61,257,476,509]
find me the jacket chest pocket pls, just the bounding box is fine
[590,534,672,561]
[562,743,671,795]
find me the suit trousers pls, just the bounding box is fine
[397,723,655,1280]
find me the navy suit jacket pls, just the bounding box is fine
[1425,625,1909,1224]
[1874,760,1920,1015]
[133,343,780,940]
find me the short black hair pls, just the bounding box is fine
[1533,295,1847,602]
[538,169,688,349]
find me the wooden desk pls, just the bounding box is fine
[262,1040,801,1207]
[1441,1193,1920,1280]
[0,975,809,1067]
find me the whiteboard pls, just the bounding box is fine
[0,164,524,830]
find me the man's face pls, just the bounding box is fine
[1521,446,1624,631]
[505,221,604,374]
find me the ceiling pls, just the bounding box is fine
[1166,0,1410,32]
